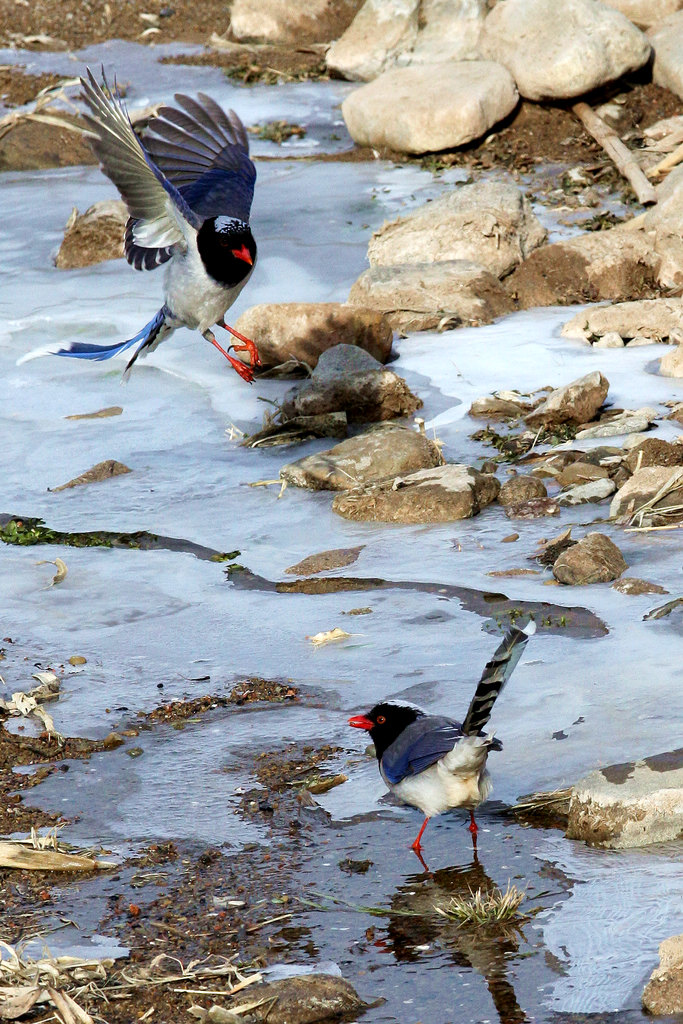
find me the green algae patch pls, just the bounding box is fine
[0,516,239,563]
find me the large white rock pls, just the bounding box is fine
[341,61,518,154]
[367,181,545,277]
[481,0,651,100]
[326,0,487,82]
[603,0,683,27]
[230,0,362,44]
[567,748,683,848]
[348,261,515,332]
[649,13,683,102]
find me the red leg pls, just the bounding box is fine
[217,319,262,368]
[203,329,254,383]
[411,816,430,851]
[468,809,478,835]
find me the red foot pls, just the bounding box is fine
[217,319,262,368]
[207,330,254,384]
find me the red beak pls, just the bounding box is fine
[232,244,253,265]
[348,715,374,730]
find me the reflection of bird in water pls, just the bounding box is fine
[349,622,535,859]
[383,853,529,1024]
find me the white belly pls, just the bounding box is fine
[385,736,494,818]
[163,244,251,333]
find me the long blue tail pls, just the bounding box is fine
[17,307,170,374]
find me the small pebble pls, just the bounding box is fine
[502,533,519,542]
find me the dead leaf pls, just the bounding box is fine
[308,627,352,646]
[285,546,364,576]
[0,985,43,1020]
[37,557,68,588]
[0,842,113,872]
[49,460,131,492]
[65,406,122,420]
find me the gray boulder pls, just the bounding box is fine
[567,748,683,849]
[280,345,421,423]
[557,478,616,506]
[348,261,515,333]
[341,61,518,154]
[481,0,651,100]
[368,181,546,279]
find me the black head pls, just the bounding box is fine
[197,216,257,287]
[349,701,423,761]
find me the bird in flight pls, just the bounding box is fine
[349,620,535,861]
[22,69,260,382]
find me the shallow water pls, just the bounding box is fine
[1,45,682,1023]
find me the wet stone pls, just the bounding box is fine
[612,577,669,596]
[332,463,500,523]
[552,532,627,585]
[556,461,610,487]
[504,496,560,519]
[221,974,371,1024]
[285,545,364,576]
[469,395,531,419]
[498,474,548,506]
[525,371,609,429]
[280,426,443,491]
[567,747,683,849]
[49,460,132,492]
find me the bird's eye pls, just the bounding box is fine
[376,715,386,725]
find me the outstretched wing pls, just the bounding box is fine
[80,69,200,263]
[142,92,256,222]
[381,716,464,785]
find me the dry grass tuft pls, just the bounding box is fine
[434,882,526,925]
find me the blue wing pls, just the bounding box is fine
[381,716,464,785]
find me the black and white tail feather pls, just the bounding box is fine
[461,619,536,739]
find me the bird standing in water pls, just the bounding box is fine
[349,621,535,858]
[22,69,260,382]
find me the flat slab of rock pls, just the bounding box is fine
[649,11,683,101]
[327,0,488,81]
[561,297,683,345]
[610,465,683,523]
[285,545,364,576]
[55,201,126,270]
[348,261,515,332]
[612,577,669,595]
[280,426,442,491]
[576,407,658,439]
[233,303,392,370]
[557,478,616,505]
[341,60,518,153]
[481,0,651,100]
[552,532,627,584]
[525,372,609,429]
[470,393,533,419]
[507,228,664,308]
[368,181,546,279]
[643,934,683,1015]
[567,747,683,848]
[230,0,361,44]
[332,463,500,523]
[0,114,96,172]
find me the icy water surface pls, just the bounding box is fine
[1,47,682,1024]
